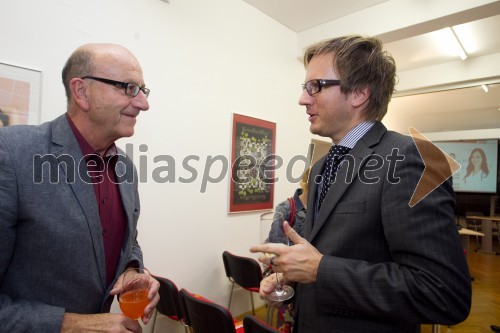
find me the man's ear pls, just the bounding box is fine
[70,78,90,111]
[351,86,370,108]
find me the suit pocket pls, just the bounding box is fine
[336,201,366,214]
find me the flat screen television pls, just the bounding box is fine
[434,140,498,194]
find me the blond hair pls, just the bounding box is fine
[303,35,397,121]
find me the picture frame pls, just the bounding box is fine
[0,62,42,126]
[229,113,276,213]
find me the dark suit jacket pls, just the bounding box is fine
[0,114,143,332]
[294,122,471,333]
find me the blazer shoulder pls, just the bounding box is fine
[381,130,414,146]
[0,122,51,149]
[0,115,67,141]
[365,124,415,151]
[0,115,73,159]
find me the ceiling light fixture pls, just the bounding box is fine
[481,84,489,93]
[449,27,468,60]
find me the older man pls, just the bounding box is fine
[0,43,158,332]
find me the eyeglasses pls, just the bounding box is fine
[81,76,150,98]
[302,79,341,96]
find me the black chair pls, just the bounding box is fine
[151,276,188,333]
[243,315,281,333]
[222,251,263,315]
[465,211,484,248]
[179,288,244,333]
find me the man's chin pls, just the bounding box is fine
[309,125,320,136]
[119,127,135,139]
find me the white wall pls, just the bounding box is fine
[0,0,309,331]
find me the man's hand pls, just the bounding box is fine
[110,269,160,325]
[60,313,142,332]
[250,221,323,284]
[60,271,160,332]
[258,272,290,307]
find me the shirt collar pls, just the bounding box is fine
[66,113,117,159]
[336,121,375,149]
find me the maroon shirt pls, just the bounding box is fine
[67,115,127,287]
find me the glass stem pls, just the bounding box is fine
[275,273,282,291]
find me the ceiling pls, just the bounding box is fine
[243,0,500,72]
[242,0,389,32]
[385,13,500,72]
[243,0,500,133]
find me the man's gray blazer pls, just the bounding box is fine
[293,122,471,332]
[0,114,143,332]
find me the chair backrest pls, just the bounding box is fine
[243,315,281,333]
[222,251,263,290]
[154,275,184,321]
[179,288,237,333]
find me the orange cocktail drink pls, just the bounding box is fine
[119,288,149,319]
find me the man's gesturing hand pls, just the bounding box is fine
[250,221,323,284]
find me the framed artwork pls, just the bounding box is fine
[229,113,276,213]
[0,62,42,127]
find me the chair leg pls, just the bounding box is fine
[151,308,158,333]
[266,305,277,327]
[248,291,255,315]
[228,282,235,310]
[151,308,188,333]
[495,222,500,247]
[432,324,441,333]
[266,304,271,325]
[473,221,480,249]
[181,320,189,333]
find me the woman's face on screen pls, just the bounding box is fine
[470,151,483,168]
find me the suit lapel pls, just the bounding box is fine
[51,115,107,289]
[308,122,387,242]
[115,159,135,275]
[305,157,325,239]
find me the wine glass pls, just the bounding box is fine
[118,267,151,319]
[259,211,295,302]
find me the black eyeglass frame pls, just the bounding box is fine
[302,79,341,96]
[81,76,150,98]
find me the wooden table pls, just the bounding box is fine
[458,228,484,237]
[467,215,499,254]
